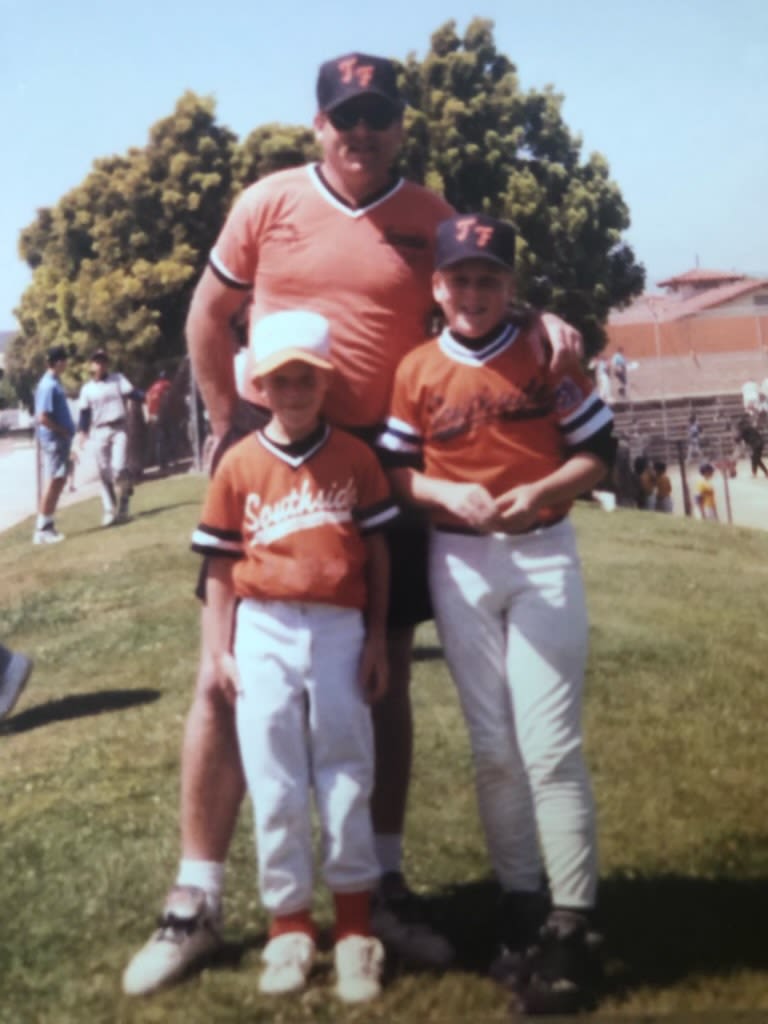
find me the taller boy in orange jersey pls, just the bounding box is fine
[378,214,616,1015]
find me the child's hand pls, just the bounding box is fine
[494,484,541,533]
[357,634,388,704]
[439,481,498,530]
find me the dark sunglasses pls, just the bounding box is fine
[328,99,400,132]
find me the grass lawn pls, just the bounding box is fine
[1,474,766,1022]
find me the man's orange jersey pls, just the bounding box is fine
[378,322,614,529]
[192,425,399,610]
[209,164,453,428]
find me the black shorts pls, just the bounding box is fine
[385,511,432,628]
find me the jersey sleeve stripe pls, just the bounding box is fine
[356,502,401,533]
[559,391,602,427]
[561,403,614,446]
[191,543,243,559]
[209,250,253,291]
[377,416,422,456]
[191,526,244,556]
[356,505,399,536]
[568,421,617,465]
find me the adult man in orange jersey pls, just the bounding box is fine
[123,51,584,996]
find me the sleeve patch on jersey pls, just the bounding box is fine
[553,376,585,416]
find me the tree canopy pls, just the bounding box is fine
[9,18,643,402]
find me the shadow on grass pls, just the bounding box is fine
[132,501,201,519]
[76,502,200,536]
[412,644,444,662]
[597,872,768,995]
[1,688,161,734]
[413,873,768,993]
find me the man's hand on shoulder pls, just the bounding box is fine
[540,312,584,374]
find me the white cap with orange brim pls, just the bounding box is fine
[250,310,334,379]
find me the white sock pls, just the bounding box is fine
[36,514,53,530]
[175,859,224,916]
[374,833,403,876]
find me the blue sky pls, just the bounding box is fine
[2,0,767,327]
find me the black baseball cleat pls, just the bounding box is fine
[489,888,549,990]
[371,872,454,969]
[508,908,603,1016]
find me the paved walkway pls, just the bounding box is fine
[0,437,102,534]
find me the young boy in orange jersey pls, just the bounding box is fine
[378,214,616,1015]
[190,311,398,1004]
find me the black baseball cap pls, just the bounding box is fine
[90,348,109,363]
[435,214,516,271]
[316,52,404,113]
[47,345,68,364]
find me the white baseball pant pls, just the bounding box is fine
[429,518,598,909]
[234,599,379,916]
[91,422,128,514]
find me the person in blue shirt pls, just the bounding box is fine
[33,345,75,544]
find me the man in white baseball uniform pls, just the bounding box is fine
[77,349,141,526]
[379,213,616,1014]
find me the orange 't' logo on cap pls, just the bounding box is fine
[337,57,374,87]
[455,217,494,247]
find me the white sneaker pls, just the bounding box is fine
[0,652,33,719]
[33,526,64,545]
[334,935,384,1003]
[122,886,222,996]
[259,932,315,996]
[102,511,116,527]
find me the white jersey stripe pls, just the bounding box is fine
[209,248,252,289]
[438,323,519,365]
[378,431,422,456]
[563,403,614,446]
[359,505,400,532]
[191,527,243,556]
[559,391,602,427]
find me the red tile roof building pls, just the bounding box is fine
[605,269,768,398]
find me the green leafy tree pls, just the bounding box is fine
[0,373,18,410]
[233,124,318,191]
[10,92,237,392]
[401,18,644,352]
[10,19,643,396]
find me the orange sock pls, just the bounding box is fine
[269,909,316,940]
[334,890,371,942]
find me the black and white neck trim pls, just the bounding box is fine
[439,322,519,365]
[257,421,330,468]
[308,164,404,218]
